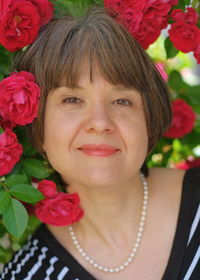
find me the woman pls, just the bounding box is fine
[1,6,199,280]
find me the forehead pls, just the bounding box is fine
[58,55,136,92]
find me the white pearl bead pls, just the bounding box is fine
[68,172,148,273]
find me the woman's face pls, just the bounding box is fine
[43,60,148,189]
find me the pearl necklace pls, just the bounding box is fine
[68,172,148,273]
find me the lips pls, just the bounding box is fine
[78,144,119,157]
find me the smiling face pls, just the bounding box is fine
[43,59,148,189]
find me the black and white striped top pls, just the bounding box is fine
[0,167,199,280]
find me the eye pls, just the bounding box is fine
[114,99,132,106]
[63,96,81,104]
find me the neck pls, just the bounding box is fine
[66,173,144,239]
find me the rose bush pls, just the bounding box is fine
[0,128,23,176]
[0,71,40,128]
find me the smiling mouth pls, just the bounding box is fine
[79,145,119,157]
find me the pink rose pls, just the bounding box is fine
[37,180,57,198]
[156,63,168,81]
[164,99,196,138]
[194,43,200,64]
[168,22,200,53]
[34,192,84,226]
[0,71,40,128]
[0,129,23,176]
[175,158,200,170]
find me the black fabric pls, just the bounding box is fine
[0,167,199,280]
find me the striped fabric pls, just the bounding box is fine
[0,168,199,280]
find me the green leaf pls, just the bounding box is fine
[22,158,52,179]
[168,71,190,92]
[3,198,28,238]
[0,191,11,214]
[164,37,179,59]
[173,0,186,10]
[0,223,7,238]
[10,184,44,203]
[5,174,29,187]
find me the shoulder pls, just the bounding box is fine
[148,167,186,199]
[147,167,199,218]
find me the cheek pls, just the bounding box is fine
[43,109,80,148]
[119,113,148,158]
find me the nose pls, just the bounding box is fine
[84,103,115,135]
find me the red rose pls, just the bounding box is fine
[38,180,57,198]
[0,0,41,52]
[185,7,199,25]
[169,22,200,53]
[186,158,200,168]
[164,99,196,138]
[169,0,178,5]
[0,129,23,176]
[134,19,161,49]
[160,0,178,5]
[0,71,40,128]
[0,0,11,19]
[125,0,147,12]
[133,1,171,49]
[144,1,170,29]
[194,43,200,64]
[120,8,143,34]
[171,9,185,22]
[34,192,84,226]
[30,0,54,25]
[171,8,199,25]
[104,0,124,16]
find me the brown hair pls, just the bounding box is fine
[13,5,172,155]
